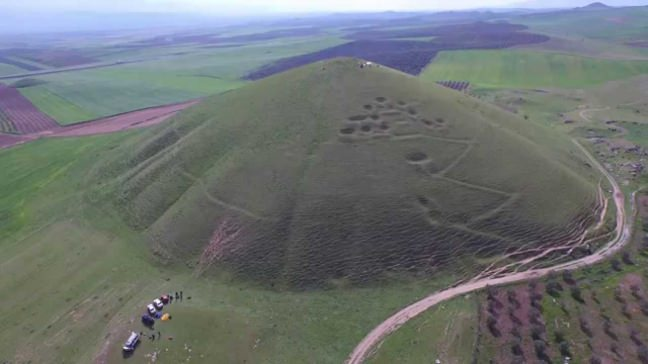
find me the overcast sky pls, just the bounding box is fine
[2,0,645,14]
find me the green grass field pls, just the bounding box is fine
[367,295,477,364]
[19,86,97,125]
[421,50,648,89]
[514,6,648,41]
[0,62,26,77]
[0,131,465,363]
[13,36,345,123]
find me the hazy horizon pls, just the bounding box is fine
[2,0,646,15]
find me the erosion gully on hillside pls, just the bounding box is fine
[347,140,634,364]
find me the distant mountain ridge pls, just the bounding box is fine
[515,0,645,8]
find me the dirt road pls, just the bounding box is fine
[346,139,633,364]
[579,106,610,123]
[0,100,197,150]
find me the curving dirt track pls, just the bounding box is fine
[0,100,198,150]
[346,139,633,364]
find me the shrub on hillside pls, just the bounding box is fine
[590,357,602,364]
[580,317,593,337]
[611,258,623,272]
[509,309,522,326]
[603,321,618,341]
[591,291,600,304]
[511,339,523,356]
[571,286,585,303]
[639,344,648,364]
[507,290,520,308]
[534,340,550,362]
[559,341,571,357]
[641,300,648,316]
[486,315,501,337]
[529,307,543,325]
[623,252,635,265]
[632,285,643,300]
[563,271,576,285]
[631,328,645,346]
[531,325,545,342]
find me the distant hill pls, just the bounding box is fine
[580,2,613,9]
[90,58,603,289]
[516,0,645,8]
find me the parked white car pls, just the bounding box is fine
[146,303,157,316]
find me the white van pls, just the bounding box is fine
[122,331,140,352]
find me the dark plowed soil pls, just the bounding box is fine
[246,22,549,79]
[0,83,58,134]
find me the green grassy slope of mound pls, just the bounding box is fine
[90,58,604,289]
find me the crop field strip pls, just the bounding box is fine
[422,49,648,89]
[0,84,58,133]
[0,55,42,71]
[18,86,97,125]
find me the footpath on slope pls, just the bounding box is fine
[0,100,198,150]
[346,139,634,364]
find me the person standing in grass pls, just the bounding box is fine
[180,291,183,301]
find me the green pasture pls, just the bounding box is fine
[0,62,25,77]
[19,86,97,125]
[514,6,648,41]
[368,295,477,364]
[421,50,648,89]
[0,132,460,364]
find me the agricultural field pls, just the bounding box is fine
[421,50,648,89]
[473,195,648,364]
[514,5,648,42]
[0,83,58,133]
[19,86,96,125]
[0,62,26,77]
[247,22,549,79]
[3,35,345,124]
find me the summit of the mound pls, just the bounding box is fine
[91,58,604,289]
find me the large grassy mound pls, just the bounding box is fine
[90,58,603,289]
